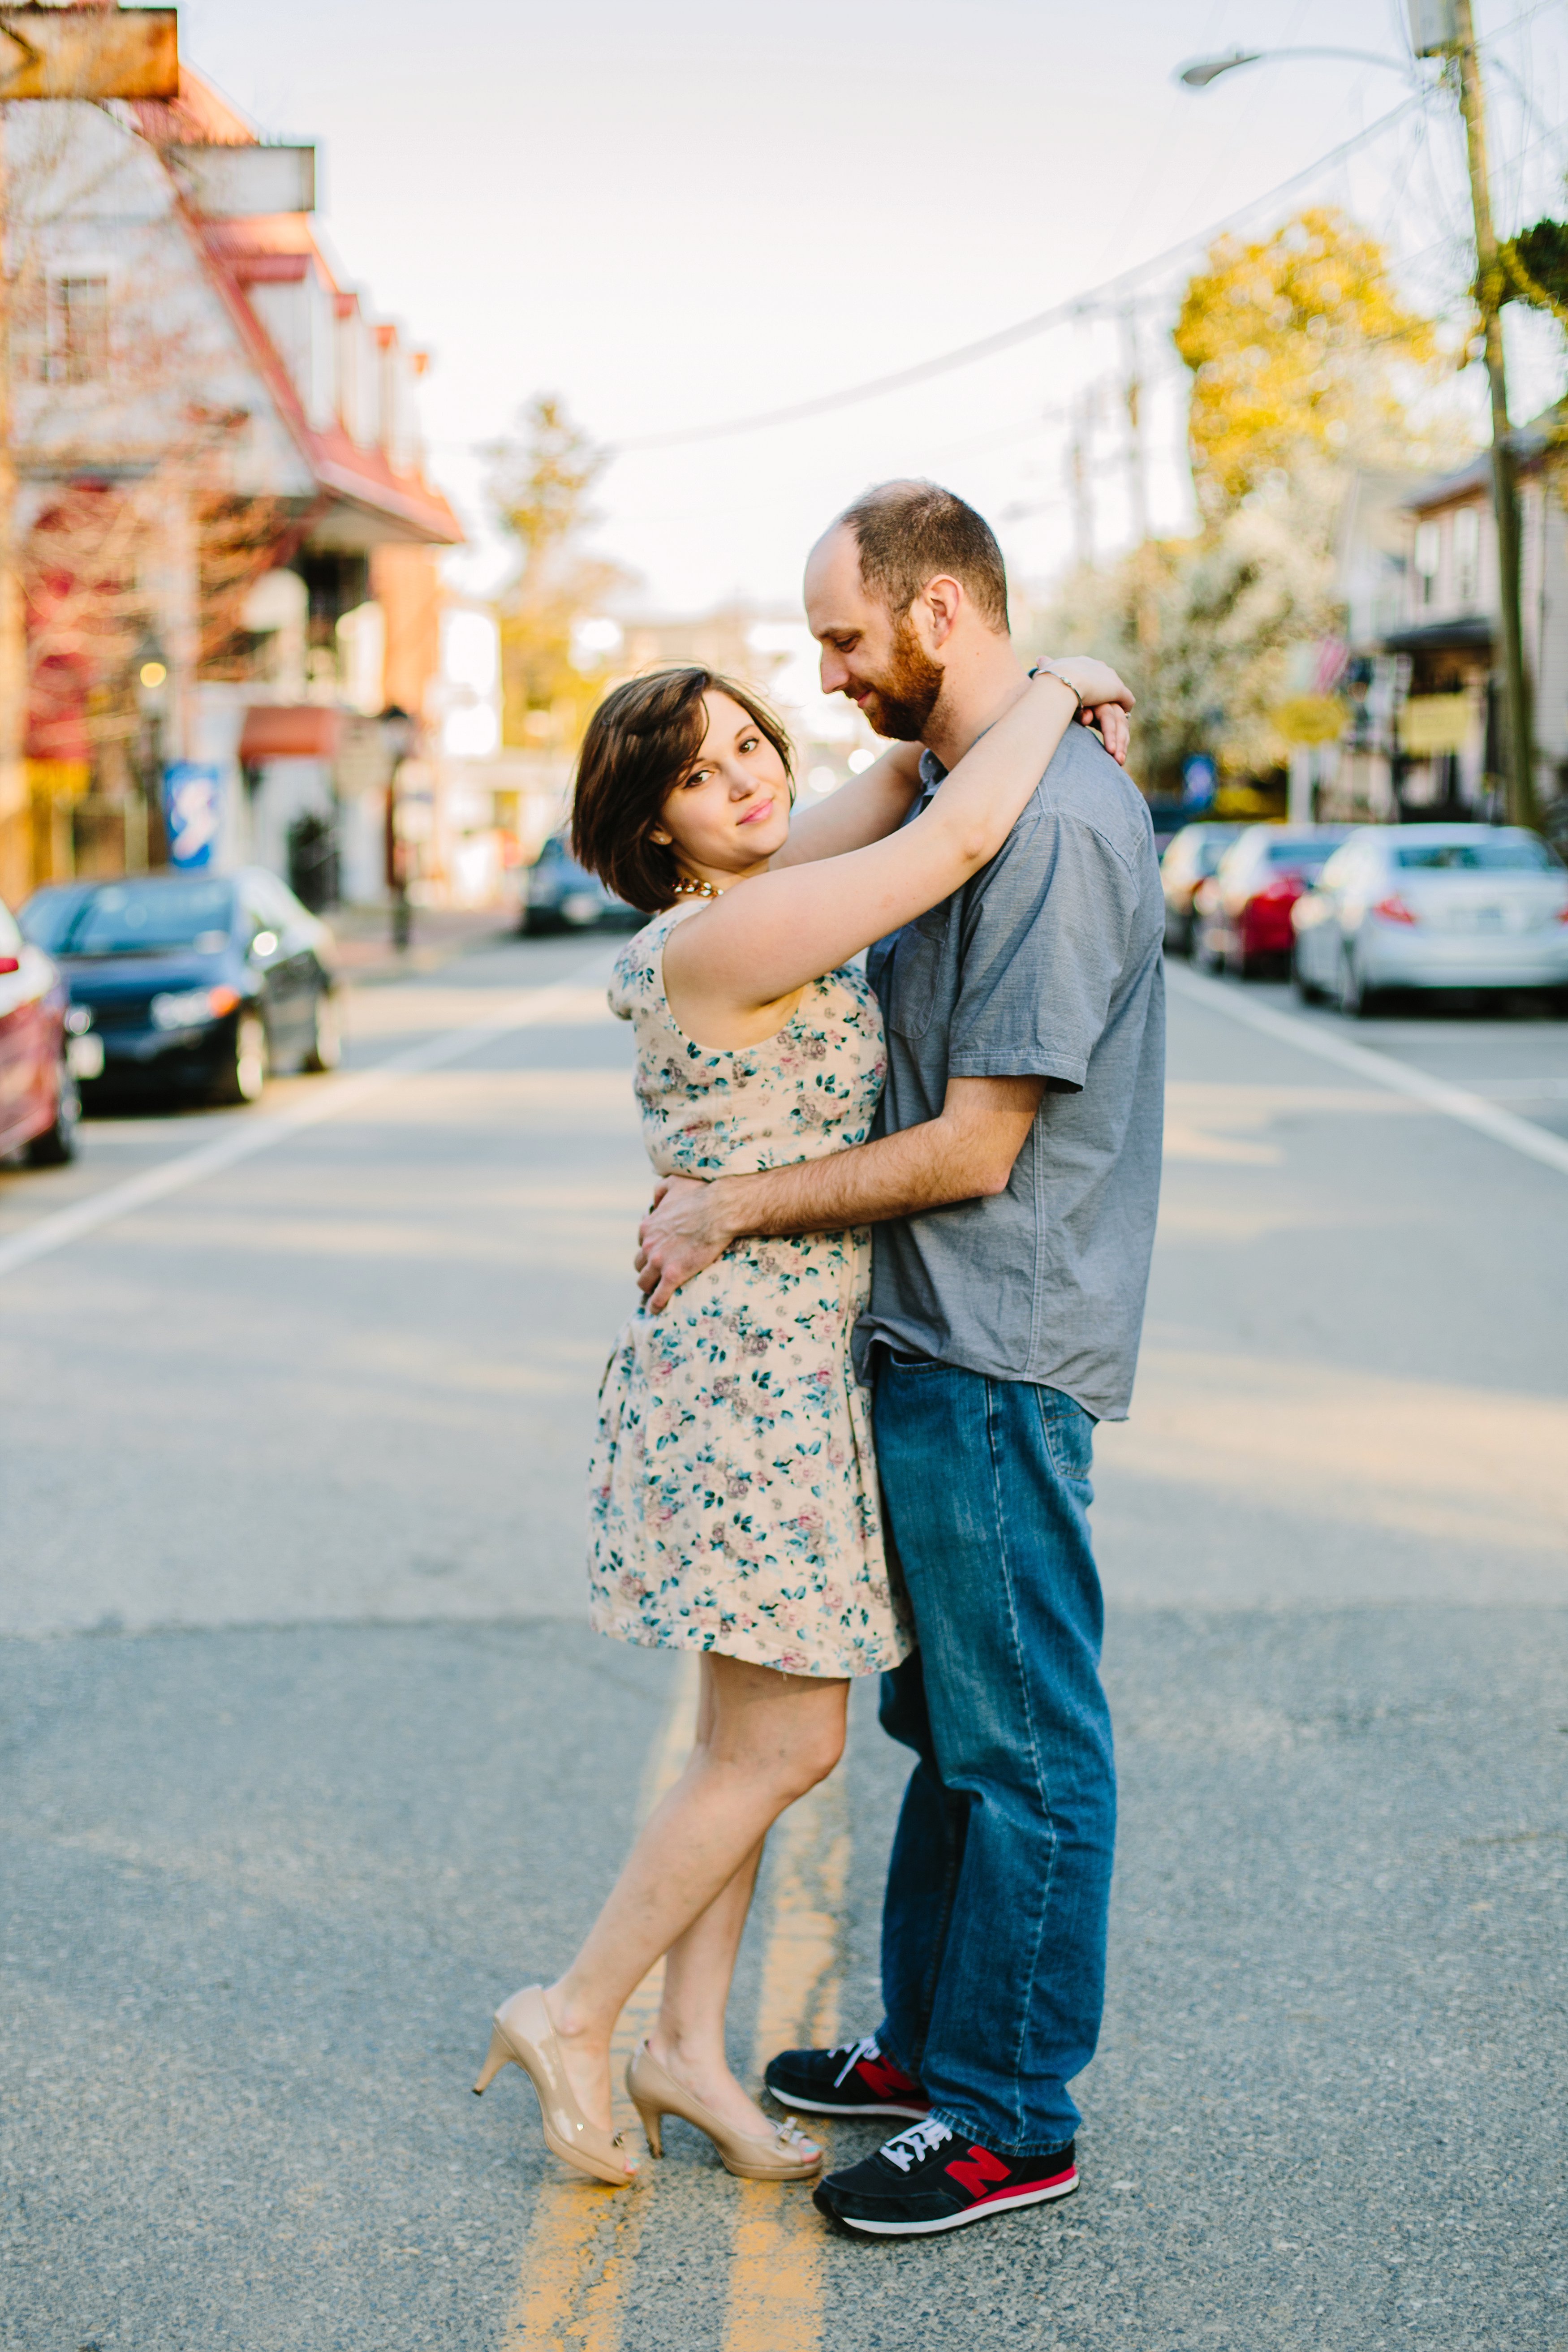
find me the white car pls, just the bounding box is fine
[1291,823,1568,1016]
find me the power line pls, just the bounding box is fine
[610,97,1422,456]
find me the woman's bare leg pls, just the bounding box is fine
[543,1653,849,2132]
[646,1834,779,2140]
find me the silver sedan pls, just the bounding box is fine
[1291,823,1568,1016]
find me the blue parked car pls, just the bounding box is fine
[19,868,340,1106]
[522,833,641,934]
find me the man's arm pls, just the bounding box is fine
[634,1074,1046,1312]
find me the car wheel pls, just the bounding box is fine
[1292,946,1322,1004]
[215,1011,269,1104]
[302,989,341,1073]
[26,1053,80,1166]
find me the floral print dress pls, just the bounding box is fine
[588,904,912,1677]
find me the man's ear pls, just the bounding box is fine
[917,573,965,650]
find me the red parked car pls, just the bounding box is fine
[0,894,82,1165]
[1192,825,1351,978]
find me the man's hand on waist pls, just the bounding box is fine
[633,1075,1048,1314]
[636,1175,741,1313]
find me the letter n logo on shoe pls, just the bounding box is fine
[945,2145,1011,2197]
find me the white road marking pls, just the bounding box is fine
[1165,965,1568,1180]
[0,956,616,1285]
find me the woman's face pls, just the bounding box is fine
[654,692,791,883]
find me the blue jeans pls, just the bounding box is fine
[872,1354,1116,2154]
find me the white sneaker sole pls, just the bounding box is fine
[827,2171,1079,2236]
[772,2090,931,2120]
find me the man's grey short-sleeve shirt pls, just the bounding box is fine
[855,723,1165,1421]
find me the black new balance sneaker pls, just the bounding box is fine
[813,2116,1078,2236]
[764,2033,931,2121]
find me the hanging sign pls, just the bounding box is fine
[163,763,221,870]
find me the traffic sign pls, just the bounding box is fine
[0,7,177,103]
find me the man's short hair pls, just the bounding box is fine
[836,479,1009,633]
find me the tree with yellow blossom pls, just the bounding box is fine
[1035,208,1469,794]
[1174,207,1443,518]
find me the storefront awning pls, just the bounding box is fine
[238,706,343,762]
[1382,616,1494,655]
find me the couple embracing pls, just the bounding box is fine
[475,480,1165,2240]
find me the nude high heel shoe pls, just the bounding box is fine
[626,2040,822,2181]
[473,1986,638,2188]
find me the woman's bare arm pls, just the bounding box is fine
[773,664,1130,876]
[664,661,1127,1039]
[768,743,925,870]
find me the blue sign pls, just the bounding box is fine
[1181,753,1217,809]
[163,763,220,869]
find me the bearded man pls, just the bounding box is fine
[634,479,1165,2239]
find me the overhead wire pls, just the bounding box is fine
[608,97,1425,455]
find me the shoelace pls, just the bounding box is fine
[829,2033,883,2089]
[880,2116,953,2173]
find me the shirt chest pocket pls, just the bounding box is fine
[882,912,946,1041]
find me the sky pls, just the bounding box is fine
[177,0,1568,616]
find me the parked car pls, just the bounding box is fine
[19,869,340,1106]
[521,833,641,934]
[1192,825,1351,978]
[1159,823,1244,953]
[0,895,82,1164]
[1291,823,1568,1016]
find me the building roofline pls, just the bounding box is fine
[131,79,462,550]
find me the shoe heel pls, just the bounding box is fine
[473,2022,513,2097]
[631,2097,664,2158]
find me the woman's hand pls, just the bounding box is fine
[1035,656,1134,767]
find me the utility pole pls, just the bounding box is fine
[1448,0,1537,829]
[1066,389,1094,573]
[1120,306,1149,547]
[0,6,179,907]
[1120,304,1158,655]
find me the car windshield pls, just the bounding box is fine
[1393,837,1562,873]
[1264,838,1339,869]
[48,879,236,956]
[17,887,89,951]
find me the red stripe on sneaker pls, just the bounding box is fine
[856,2057,921,2101]
[965,2165,1078,2211]
[945,2145,1012,2197]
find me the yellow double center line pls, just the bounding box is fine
[500,1658,847,2351]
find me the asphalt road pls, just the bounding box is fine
[1,932,1564,2352]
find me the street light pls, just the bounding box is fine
[1178,4,1539,831]
[1176,49,1411,89]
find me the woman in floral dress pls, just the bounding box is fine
[473,650,1130,2191]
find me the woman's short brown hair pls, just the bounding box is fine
[571,666,795,916]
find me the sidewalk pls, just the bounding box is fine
[325,899,521,986]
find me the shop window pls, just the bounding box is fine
[48,276,109,383]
